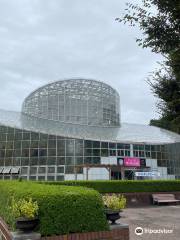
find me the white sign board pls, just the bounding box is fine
[135,172,160,177]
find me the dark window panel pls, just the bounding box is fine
[84,140,92,148]
[66,157,74,165]
[57,166,64,173]
[39,157,47,165]
[30,149,38,157]
[30,167,37,174]
[101,148,108,157]
[15,133,22,140]
[4,158,12,166]
[93,157,100,164]
[47,176,55,181]
[84,157,92,164]
[48,140,56,148]
[21,158,29,165]
[75,157,83,165]
[22,132,31,140]
[65,166,74,174]
[22,149,29,158]
[39,149,47,157]
[0,142,6,149]
[0,134,6,141]
[48,149,56,156]
[6,141,14,149]
[31,133,39,140]
[109,142,116,149]
[6,150,13,158]
[92,141,100,148]
[38,176,45,180]
[13,157,21,166]
[14,141,21,149]
[39,140,47,148]
[109,149,116,156]
[30,157,38,165]
[101,142,108,148]
[30,141,39,148]
[56,175,64,181]
[93,149,100,156]
[57,157,65,165]
[22,141,30,148]
[47,157,56,165]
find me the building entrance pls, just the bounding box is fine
[111,170,121,180]
[124,170,135,180]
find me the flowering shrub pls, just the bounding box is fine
[11,198,39,219]
[102,194,126,211]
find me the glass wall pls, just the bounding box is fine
[0,125,179,180]
[22,79,120,127]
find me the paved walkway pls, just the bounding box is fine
[119,205,180,240]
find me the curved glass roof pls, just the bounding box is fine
[22,78,120,127]
[0,109,180,144]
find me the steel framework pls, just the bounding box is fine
[22,78,120,127]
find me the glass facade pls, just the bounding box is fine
[0,78,180,180]
[0,125,180,180]
[22,79,120,127]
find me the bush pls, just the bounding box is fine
[0,181,108,235]
[40,180,180,193]
[102,194,126,210]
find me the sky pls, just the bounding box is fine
[0,0,163,124]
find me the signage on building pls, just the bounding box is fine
[135,172,160,177]
[124,157,140,167]
[140,158,146,167]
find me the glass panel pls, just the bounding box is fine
[57,166,64,173]
[30,167,37,174]
[57,157,65,165]
[38,167,46,174]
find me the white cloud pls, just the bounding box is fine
[0,0,163,124]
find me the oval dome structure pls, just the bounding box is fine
[22,78,120,127]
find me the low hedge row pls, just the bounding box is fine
[41,180,180,193]
[0,181,108,235]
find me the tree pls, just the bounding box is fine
[116,0,180,133]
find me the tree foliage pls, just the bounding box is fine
[116,0,180,133]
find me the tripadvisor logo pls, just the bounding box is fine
[135,227,143,235]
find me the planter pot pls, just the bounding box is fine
[16,217,39,232]
[104,209,121,225]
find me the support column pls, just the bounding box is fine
[74,167,77,180]
[86,167,89,180]
[121,167,125,180]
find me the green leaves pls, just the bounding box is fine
[42,180,180,193]
[0,181,108,236]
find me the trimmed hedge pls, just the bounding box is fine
[40,180,180,193]
[0,181,108,235]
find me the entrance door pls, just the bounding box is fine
[111,171,121,180]
[125,170,134,180]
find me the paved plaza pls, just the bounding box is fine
[120,205,180,240]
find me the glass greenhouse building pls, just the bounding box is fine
[0,78,180,181]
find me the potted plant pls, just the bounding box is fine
[11,197,39,232]
[102,194,126,224]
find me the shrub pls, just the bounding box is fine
[11,197,39,219]
[103,194,126,210]
[41,180,180,193]
[0,181,108,235]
